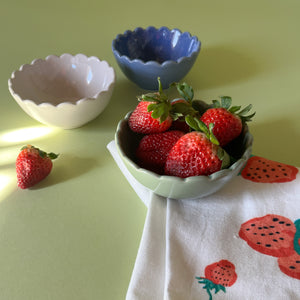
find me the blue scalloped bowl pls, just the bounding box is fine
[112,26,201,90]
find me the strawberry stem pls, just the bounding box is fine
[213,96,256,124]
[195,277,226,299]
[21,145,59,160]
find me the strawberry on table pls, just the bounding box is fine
[136,130,185,174]
[200,96,255,147]
[16,145,59,189]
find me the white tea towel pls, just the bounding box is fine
[107,141,300,300]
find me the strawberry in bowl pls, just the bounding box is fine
[114,80,254,200]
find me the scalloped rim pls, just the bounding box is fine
[115,112,254,184]
[112,26,201,67]
[8,53,116,108]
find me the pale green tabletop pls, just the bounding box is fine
[1,0,300,299]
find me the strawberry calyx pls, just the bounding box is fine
[212,96,255,123]
[21,145,59,160]
[138,77,173,123]
[195,277,226,300]
[185,115,219,145]
[294,219,300,255]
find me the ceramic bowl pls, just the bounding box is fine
[8,53,115,129]
[115,112,253,200]
[112,26,201,90]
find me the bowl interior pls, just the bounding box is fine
[113,27,200,64]
[115,112,253,199]
[10,54,115,105]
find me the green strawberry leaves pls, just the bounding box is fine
[171,81,194,103]
[212,96,256,123]
[138,78,172,123]
[195,277,226,299]
[21,145,59,160]
[185,115,219,145]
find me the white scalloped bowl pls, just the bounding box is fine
[8,54,115,129]
[115,112,253,200]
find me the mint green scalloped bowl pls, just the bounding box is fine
[115,112,253,200]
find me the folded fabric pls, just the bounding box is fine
[107,141,300,300]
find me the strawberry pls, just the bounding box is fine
[128,101,172,134]
[241,156,299,183]
[136,130,185,174]
[196,260,237,298]
[200,96,255,147]
[129,78,173,134]
[277,250,300,280]
[16,145,59,189]
[164,122,230,177]
[239,214,296,257]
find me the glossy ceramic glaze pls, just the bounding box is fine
[115,112,253,200]
[8,54,115,129]
[112,26,201,90]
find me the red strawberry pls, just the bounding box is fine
[16,145,59,189]
[128,101,172,134]
[278,250,300,280]
[239,214,296,257]
[128,78,174,134]
[200,96,255,147]
[196,260,237,298]
[241,156,298,183]
[164,131,228,178]
[136,130,185,174]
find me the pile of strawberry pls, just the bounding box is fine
[128,79,255,178]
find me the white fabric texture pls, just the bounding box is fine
[107,141,300,300]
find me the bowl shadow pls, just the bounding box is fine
[82,78,144,131]
[187,43,268,89]
[250,118,300,166]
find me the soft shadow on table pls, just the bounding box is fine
[250,118,300,166]
[31,154,99,189]
[82,79,143,132]
[187,43,269,89]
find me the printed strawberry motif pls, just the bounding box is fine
[16,145,59,189]
[196,260,237,299]
[294,219,300,255]
[241,156,298,183]
[200,96,255,147]
[278,250,300,280]
[239,214,296,257]
[164,130,228,178]
[136,130,185,174]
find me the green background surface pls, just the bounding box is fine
[1,0,300,299]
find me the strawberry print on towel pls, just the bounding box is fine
[196,260,237,299]
[241,156,298,183]
[239,214,300,280]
